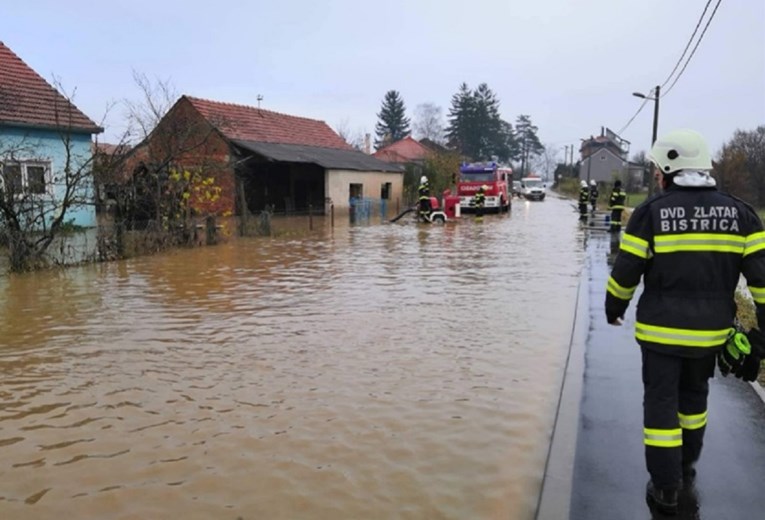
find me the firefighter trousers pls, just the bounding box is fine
[610,209,622,232]
[641,347,716,489]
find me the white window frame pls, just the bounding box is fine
[0,159,53,197]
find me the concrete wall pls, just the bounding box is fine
[325,169,404,212]
[0,126,96,227]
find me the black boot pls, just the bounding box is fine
[682,463,697,486]
[646,480,678,516]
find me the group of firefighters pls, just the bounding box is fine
[579,178,627,233]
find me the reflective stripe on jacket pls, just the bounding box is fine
[605,186,765,357]
[579,187,590,203]
[609,188,626,210]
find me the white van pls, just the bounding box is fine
[520,176,546,201]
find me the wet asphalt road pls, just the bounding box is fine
[566,231,765,519]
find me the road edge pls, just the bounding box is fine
[749,380,765,404]
[534,267,590,520]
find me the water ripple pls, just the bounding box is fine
[0,195,585,519]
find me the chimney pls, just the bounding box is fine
[364,133,371,154]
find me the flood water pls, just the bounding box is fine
[0,194,586,520]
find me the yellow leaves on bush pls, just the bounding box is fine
[164,169,226,217]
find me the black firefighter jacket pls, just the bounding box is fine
[605,185,765,358]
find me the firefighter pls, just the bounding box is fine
[417,175,431,222]
[589,179,599,212]
[605,129,765,515]
[608,179,626,233]
[472,185,487,220]
[578,180,589,219]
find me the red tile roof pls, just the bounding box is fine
[373,136,431,163]
[0,42,101,133]
[184,96,351,150]
[93,142,130,155]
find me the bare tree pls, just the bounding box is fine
[713,126,765,206]
[412,103,444,143]
[530,144,560,181]
[124,71,179,144]
[334,118,366,151]
[112,73,225,230]
[0,80,107,272]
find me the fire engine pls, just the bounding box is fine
[457,162,512,212]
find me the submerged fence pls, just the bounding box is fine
[0,198,408,273]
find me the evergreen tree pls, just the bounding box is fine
[446,83,516,162]
[374,90,410,148]
[515,115,545,176]
[445,83,476,156]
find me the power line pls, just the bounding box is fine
[615,0,722,138]
[660,0,713,89]
[663,0,723,98]
[617,96,650,136]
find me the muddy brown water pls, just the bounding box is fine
[0,195,586,519]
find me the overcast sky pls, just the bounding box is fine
[2,0,763,162]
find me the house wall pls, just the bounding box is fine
[582,150,626,184]
[326,169,404,212]
[146,99,237,216]
[0,125,96,227]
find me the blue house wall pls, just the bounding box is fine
[0,125,96,228]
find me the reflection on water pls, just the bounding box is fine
[0,195,586,519]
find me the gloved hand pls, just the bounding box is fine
[735,328,765,382]
[735,355,762,382]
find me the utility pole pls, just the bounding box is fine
[564,145,569,176]
[649,85,660,196]
[651,85,660,145]
[633,85,661,195]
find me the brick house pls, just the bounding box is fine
[140,96,403,217]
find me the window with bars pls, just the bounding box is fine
[0,161,51,195]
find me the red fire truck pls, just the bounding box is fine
[457,162,512,213]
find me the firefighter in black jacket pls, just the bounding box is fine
[417,175,431,222]
[605,129,765,515]
[472,185,487,220]
[578,180,589,219]
[608,179,626,233]
[589,179,599,212]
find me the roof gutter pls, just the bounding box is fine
[0,119,104,135]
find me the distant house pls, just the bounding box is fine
[580,128,630,185]
[581,146,628,185]
[0,41,102,228]
[372,136,432,166]
[140,95,403,216]
[92,142,131,213]
[418,138,449,154]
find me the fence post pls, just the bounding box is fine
[205,215,217,245]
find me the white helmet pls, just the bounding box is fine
[590,179,596,186]
[580,180,587,188]
[648,129,712,174]
[420,176,428,184]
